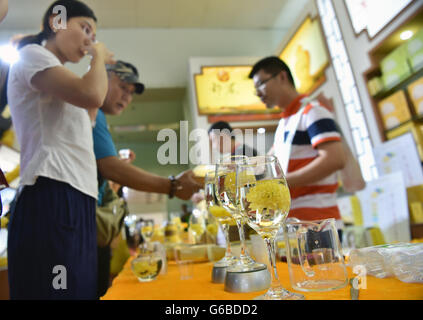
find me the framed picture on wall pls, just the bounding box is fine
[279,16,330,95]
[194,65,282,117]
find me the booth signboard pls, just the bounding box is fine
[194,65,281,116]
[356,172,411,243]
[373,132,423,188]
[279,16,329,95]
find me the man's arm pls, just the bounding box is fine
[0,0,7,23]
[286,140,346,188]
[97,156,200,200]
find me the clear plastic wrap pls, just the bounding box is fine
[349,243,423,283]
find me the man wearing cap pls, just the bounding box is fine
[93,60,200,297]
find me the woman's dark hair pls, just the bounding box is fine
[18,0,97,49]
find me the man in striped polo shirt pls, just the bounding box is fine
[249,56,347,235]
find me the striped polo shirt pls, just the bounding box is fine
[274,95,342,224]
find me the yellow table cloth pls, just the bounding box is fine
[102,257,423,300]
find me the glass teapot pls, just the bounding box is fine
[283,218,348,292]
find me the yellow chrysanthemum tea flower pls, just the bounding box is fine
[208,206,236,225]
[206,223,218,236]
[131,257,162,281]
[246,180,290,213]
[189,223,205,236]
[209,206,231,219]
[141,226,153,237]
[223,172,236,196]
[0,217,9,229]
[223,171,256,196]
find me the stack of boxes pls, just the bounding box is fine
[381,44,412,89]
[374,28,423,161]
[380,29,423,90]
[408,77,423,116]
[407,29,423,72]
[386,119,423,161]
[383,76,423,161]
[367,77,384,96]
[407,185,423,224]
[378,90,411,130]
[368,30,423,98]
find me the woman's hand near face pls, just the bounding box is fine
[85,41,115,65]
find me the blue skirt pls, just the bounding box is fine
[7,177,97,300]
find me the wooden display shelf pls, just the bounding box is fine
[384,115,423,135]
[363,6,423,143]
[372,65,423,101]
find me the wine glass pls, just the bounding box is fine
[215,155,266,272]
[236,155,304,300]
[188,208,206,244]
[124,215,143,256]
[170,212,184,235]
[140,219,155,253]
[131,243,163,282]
[205,170,238,267]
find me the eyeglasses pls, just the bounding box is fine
[254,72,281,93]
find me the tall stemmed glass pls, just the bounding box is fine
[236,155,304,300]
[215,155,265,272]
[205,170,238,267]
[188,208,206,244]
[140,219,155,253]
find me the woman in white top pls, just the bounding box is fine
[7,0,114,300]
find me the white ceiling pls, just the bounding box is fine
[2,0,309,30]
[1,0,311,145]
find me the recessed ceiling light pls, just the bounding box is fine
[400,30,414,41]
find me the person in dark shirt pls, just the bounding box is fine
[93,60,201,298]
[208,121,257,162]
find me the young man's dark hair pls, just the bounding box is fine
[248,56,296,88]
[208,121,233,134]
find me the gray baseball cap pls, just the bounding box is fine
[106,60,145,94]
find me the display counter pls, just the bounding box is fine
[102,257,423,300]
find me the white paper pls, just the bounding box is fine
[373,132,423,188]
[356,172,411,243]
[337,196,354,223]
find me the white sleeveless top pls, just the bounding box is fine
[7,44,98,199]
